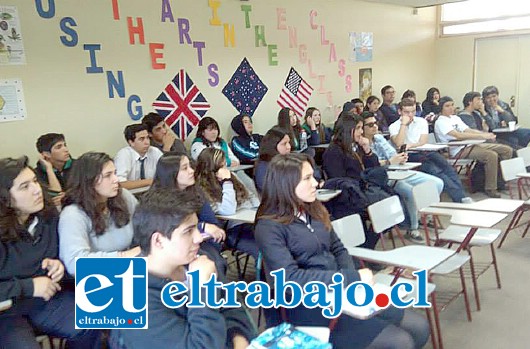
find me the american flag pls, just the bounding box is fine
[277,68,313,117]
[152,69,210,140]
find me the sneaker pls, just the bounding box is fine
[406,230,425,243]
[461,197,474,204]
[485,190,501,198]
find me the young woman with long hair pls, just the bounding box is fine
[195,148,259,258]
[59,152,140,275]
[255,153,429,349]
[0,156,100,348]
[278,107,319,152]
[254,126,292,193]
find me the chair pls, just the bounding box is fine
[413,181,503,311]
[332,213,466,349]
[517,146,530,167]
[366,196,407,250]
[500,157,528,200]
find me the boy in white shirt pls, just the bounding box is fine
[434,96,512,198]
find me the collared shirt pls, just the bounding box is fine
[388,117,428,145]
[114,146,163,182]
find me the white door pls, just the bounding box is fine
[474,35,530,127]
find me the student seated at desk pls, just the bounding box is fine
[59,152,140,275]
[482,86,530,149]
[150,151,226,253]
[109,189,256,349]
[141,112,187,154]
[254,126,292,193]
[230,114,262,165]
[362,111,443,243]
[195,148,260,259]
[255,153,429,349]
[434,96,512,198]
[278,107,320,154]
[114,123,163,190]
[191,116,240,167]
[0,156,100,348]
[390,98,473,204]
[364,96,387,133]
[35,133,75,207]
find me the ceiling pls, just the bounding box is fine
[359,0,465,8]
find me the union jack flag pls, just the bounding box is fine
[152,69,210,140]
[277,68,313,117]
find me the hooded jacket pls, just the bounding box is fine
[230,115,262,165]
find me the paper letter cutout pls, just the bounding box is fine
[254,25,267,47]
[161,0,174,22]
[149,43,166,69]
[208,63,219,87]
[111,0,120,20]
[307,59,317,78]
[193,41,205,66]
[268,44,278,66]
[178,18,192,44]
[309,10,317,30]
[299,44,307,64]
[288,26,297,48]
[127,17,145,45]
[35,0,55,19]
[320,25,329,45]
[60,17,78,47]
[83,44,103,74]
[224,23,236,47]
[338,59,346,77]
[241,5,252,29]
[107,71,125,98]
[329,43,336,62]
[345,75,352,93]
[209,0,222,26]
[277,8,286,30]
[127,94,143,120]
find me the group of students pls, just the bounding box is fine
[3,82,524,348]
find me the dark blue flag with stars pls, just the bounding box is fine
[222,57,268,117]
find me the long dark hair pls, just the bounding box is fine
[363,95,380,111]
[64,152,130,235]
[304,107,326,143]
[425,87,440,103]
[258,126,290,162]
[195,116,222,146]
[278,107,300,148]
[331,112,363,156]
[151,151,190,190]
[195,148,249,205]
[256,153,331,230]
[0,156,54,243]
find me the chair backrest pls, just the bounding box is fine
[517,147,530,168]
[412,181,441,211]
[500,157,526,182]
[367,195,405,233]
[332,214,366,250]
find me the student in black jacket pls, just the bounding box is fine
[0,156,99,349]
[255,153,429,349]
[110,189,256,349]
[230,114,263,165]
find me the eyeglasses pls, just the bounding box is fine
[364,122,378,128]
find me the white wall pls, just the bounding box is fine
[1,0,436,162]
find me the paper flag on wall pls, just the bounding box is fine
[277,67,313,117]
[152,69,210,140]
[222,57,268,117]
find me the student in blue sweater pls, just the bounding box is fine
[255,153,429,349]
[0,156,100,348]
[110,189,256,349]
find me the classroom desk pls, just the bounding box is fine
[310,143,330,149]
[430,198,524,213]
[387,162,422,171]
[419,207,507,229]
[409,144,448,152]
[388,171,416,181]
[316,189,341,202]
[440,139,486,146]
[492,125,520,133]
[230,164,254,172]
[516,172,530,179]
[216,208,257,223]
[128,186,150,195]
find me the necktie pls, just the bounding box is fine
[139,158,146,180]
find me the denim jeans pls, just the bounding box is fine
[0,291,101,349]
[409,152,466,203]
[392,171,444,230]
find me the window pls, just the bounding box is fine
[440,0,530,36]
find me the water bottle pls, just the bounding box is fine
[300,131,308,151]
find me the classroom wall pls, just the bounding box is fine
[1,0,437,162]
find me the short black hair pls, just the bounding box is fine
[141,112,164,133]
[36,133,65,153]
[482,85,499,99]
[133,188,203,254]
[124,124,148,142]
[351,98,364,105]
[463,92,481,108]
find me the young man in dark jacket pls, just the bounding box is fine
[230,114,262,165]
[110,188,256,349]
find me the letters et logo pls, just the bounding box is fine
[75,258,148,329]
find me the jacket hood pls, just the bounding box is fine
[231,114,250,137]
